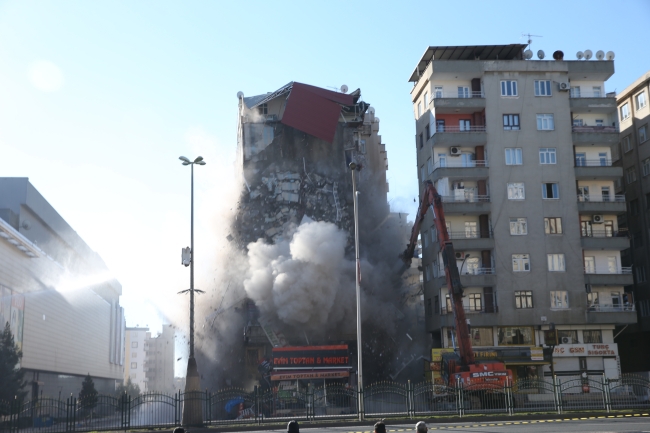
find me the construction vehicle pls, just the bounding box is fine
[401,180,512,388]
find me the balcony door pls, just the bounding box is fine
[575,153,586,167]
[607,256,618,274]
[464,221,477,238]
[578,186,589,201]
[604,221,614,237]
[436,119,445,132]
[461,152,475,167]
[581,221,593,237]
[584,256,596,273]
[599,152,608,166]
[459,120,471,131]
[457,87,470,98]
[601,186,610,202]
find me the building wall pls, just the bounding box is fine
[144,324,175,393]
[124,328,148,392]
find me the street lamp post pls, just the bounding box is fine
[349,162,364,421]
[179,155,205,427]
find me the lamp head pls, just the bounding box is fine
[197,161,206,165]
[193,156,204,163]
[179,156,190,163]
[349,162,357,171]
[182,161,190,166]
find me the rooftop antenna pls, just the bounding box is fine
[522,33,543,52]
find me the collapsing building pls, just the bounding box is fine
[208,81,425,390]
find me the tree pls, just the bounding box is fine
[0,321,27,405]
[115,377,141,399]
[78,374,98,415]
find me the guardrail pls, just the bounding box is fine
[569,91,614,98]
[577,194,625,203]
[446,231,492,240]
[433,160,487,170]
[580,230,625,238]
[572,126,619,133]
[435,125,486,133]
[584,266,632,274]
[575,159,613,167]
[1,375,648,431]
[587,303,635,312]
[432,91,484,99]
[439,193,490,203]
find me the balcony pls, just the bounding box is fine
[440,191,491,214]
[584,267,633,286]
[574,159,623,180]
[441,305,499,315]
[576,194,626,214]
[431,160,489,182]
[586,302,637,325]
[446,231,494,250]
[580,230,629,250]
[569,93,617,113]
[432,92,485,114]
[572,126,619,146]
[431,126,487,147]
[435,267,497,288]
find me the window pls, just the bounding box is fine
[427,157,433,175]
[592,86,602,97]
[503,114,520,130]
[515,291,533,309]
[131,362,137,369]
[550,291,569,309]
[509,217,527,235]
[557,330,578,344]
[630,198,640,215]
[575,152,586,166]
[596,119,604,127]
[598,152,608,166]
[132,352,137,358]
[423,230,429,248]
[512,254,530,272]
[434,86,443,98]
[573,118,584,127]
[425,298,432,317]
[539,148,556,164]
[534,80,552,96]
[536,114,555,130]
[436,119,445,132]
[507,182,525,200]
[438,153,447,167]
[570,86,581,98]
[465,221,477,238]
[542,183,559,199]
[622,135,632,152]
[425,264,431,281]
[505,148,522,165]
[257,103,268,115]
[626,166,637,184]
[424,92,429,108]
[640,125,648,143]
[636,92,647,110]
[584,256,595,273]
[458,87,470,98]
[419,132,423,149]
[425,124,430,140]
[470,327,494,346]
[498,326,534,345]
[459,119,471,131]
[643,158,650,177]
[417,102,422,118]
[468,293,482,311]
[547,254,566,271]
[420,165,425,181]
[620,102,630,120]
[501,80,518,96]
[636,265,647,283]
[583,330,603,344]
[131,342,138,348]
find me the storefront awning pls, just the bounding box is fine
[270,370,350,381]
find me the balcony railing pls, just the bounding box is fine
[460,267,495,275]
[447,231,492,240]
[435,125,486,133]
[432,91,484,99]
[577,194,625,202]
[575,159,613,167]
[572,125,619,133]
[433,160,488,170]
[584,266,632,274]
[441,305,499,314]
[580,229,626,238]
[586,303,635,312]
[440,189,490,203]
[570,91,615,98]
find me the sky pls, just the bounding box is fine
[1,0,649,341]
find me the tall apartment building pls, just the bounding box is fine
[125,325,175,392]
[409,45,635,381]
[614,71,650,372]
[124,327,149,392]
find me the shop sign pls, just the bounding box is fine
[553,343,618,357]
[530,347,544,361]
[273,345,349,368]
[431,348,454,361]
[270,371,349,381]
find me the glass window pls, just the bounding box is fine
[503,114,520,130]
[573,118,584,127]
[570,86,581,98]
[550,291,569,308]
[583,330,603,344]
[438,153,447,167]
[542,183,559,199]
[427,157,433,174]
[592,86,602,97]
[512,254,530,272]
[643,158,650,177]
[630,198,640,215]
[640,125,648,143]
[420,165,425,181]
[510,217,527,235]
[423,230,429,248]
[507,182,525,200]
[468,293,482,311]
[132,352,137,358]
[131,362,137,369]
[434,86,443,98]
[539,148,556,164]
[131,342,138,348]
[436,119,445,132]
[424,92,429,108]
[620,103,630,120]
[257,103,268,115]
[515,291,533,309]
[584,256,595,273]
[537,114,555,130]
[501,80,518,96]
[418,133,423,149]
[557,330,578,344]
[626,166,637,184]
[575,152,586,166]
[547,254,566,271]
[505,148,522,165]
[623,135,633,152]
[458,87,470,98]
[465,221,477,238]
[534,80,552,96]
[470,327,493,346]
[497,327,534,345]
[636,92,647,110]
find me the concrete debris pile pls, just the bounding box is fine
[234,163,354,249]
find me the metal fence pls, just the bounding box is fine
[1,375,649,432]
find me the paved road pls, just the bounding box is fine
[237,415,650,433]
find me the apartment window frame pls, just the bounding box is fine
[636,92,647,110]
[427,157,433,175]
[620,102,631,120]
[131,362,137,369]
[639,124,648,144]
[505,148,522,165]
[542,182,560,199]
[509,217,527,235]
[458,86,470,98]
[636,265,647,283]
[257,103,268,115]
[536,114,555,130]
[643,158,650,177]
[539,148,557,164]
[626,166,638,184]
[131,342,138,348]
[534,80,552,96]
[417,102,422,118]
[424,92,429,108]
[547,253,566,272]
[515,291,533,309]
[583,330,603,344]
[550,291,569,309]
[507,182,525,200]
[512,254,530,272]
[434,86,443,99]
[623,135,632,153]
[498,326,535,345]
[468,293,483,311]
[503,114,520,130]
[501,80,518,97]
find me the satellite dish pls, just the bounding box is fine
[552,50,564,60]
[584,50,593,60]
[576,51,584,60]
[596,50,605,60]
[606,51,615,60]
[523,50,533,60]
[340,84,349,93]
[537,50,545,59]
[236,91,244,99]
[368,107,375,115]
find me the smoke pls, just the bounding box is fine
[243,221,356,332]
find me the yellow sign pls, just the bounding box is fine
[431,348,454,361]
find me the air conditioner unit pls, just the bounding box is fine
[561,336,571,344]
[450,147,461,156]
[592,215,604,224]
[558,82,571,91]
[455,251,465,260]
